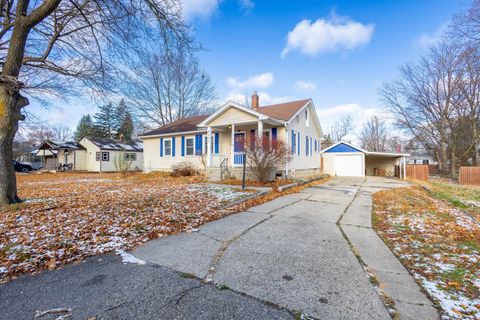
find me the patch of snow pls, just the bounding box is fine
[116,250,146,265]
[420,276,480,319]
[0,267,7,274]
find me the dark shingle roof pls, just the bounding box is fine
[140,115,209,137]
[257,99,311,121]
[140,99,311,136]
[86,137,143,152]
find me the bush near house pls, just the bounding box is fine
[244,136,290,182]
[171,161,198,177]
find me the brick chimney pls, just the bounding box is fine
[251,91,259,110]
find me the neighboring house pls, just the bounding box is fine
[403,140,438,165]
[321,141,410,178]
[140,92,323,179]
[79,137,144,172]
[37,137,144,172]
[37,140,86,170]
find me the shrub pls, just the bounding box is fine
[171,161,198,177]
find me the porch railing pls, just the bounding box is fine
[220,157,228,180]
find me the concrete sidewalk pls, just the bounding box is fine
[132,176,438,319]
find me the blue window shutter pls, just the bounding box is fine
[214,133,219,153]
[195,134,202,155]
[298,132,300,155]
[181,136,185,156]
[172,137,176,157]
[271,127,277,142]
[160,138,163,157]
[291,130,295,153]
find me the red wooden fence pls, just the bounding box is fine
[406,164,429,181]
[459,166,480,186]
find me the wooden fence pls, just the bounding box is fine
[406,164,429,181]
[459,166,480,186]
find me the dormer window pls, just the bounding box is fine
[305,109,310,127]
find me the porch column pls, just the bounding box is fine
[257,120,263,139]
[207,126,212,167]
[403,156,407,180]
[230,124,235,167]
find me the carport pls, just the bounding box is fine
[321,141,409,178]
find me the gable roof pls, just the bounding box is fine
[321,141,410,157]
[38,140,84,150]
[257,99,311,121]
[85,137,143,152]
[141,115,209,137]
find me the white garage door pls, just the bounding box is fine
[334,154,364,177]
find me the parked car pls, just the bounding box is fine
[13,160,33,173]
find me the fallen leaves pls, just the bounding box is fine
[373,185,480,320]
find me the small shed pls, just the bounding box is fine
[321,141,409,178]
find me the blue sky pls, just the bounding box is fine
[29,0,465,136]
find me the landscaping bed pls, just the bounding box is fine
[373,185,480,320]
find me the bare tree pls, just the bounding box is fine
[329,115,354,142]
[121,46,216,129]
[358,116,392,152]
[24,123,54,144]
[380,41,463,176]
[451,0,480,43]
[51,123,73,141]
[244,135,290,182]
[0,0,190,204]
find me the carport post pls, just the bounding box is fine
[403,156,407,180]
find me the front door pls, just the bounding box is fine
[234,132,245,166]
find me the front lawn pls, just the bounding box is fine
[1,172,329,283]
[373,185,480,319]
[0,172,252,282]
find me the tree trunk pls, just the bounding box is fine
[0,84,28,205]
[450,147,457,179]
[440,141,448,175]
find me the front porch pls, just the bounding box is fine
[203,120,284,180]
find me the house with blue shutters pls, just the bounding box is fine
[139,92,323,179]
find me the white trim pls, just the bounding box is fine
[321,141,368,154]
[198,101,270,127]
[163,138,173,157]
[184,136,195,157]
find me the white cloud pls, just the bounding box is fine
[227,72,274,89]
[239,0,254,12]
[416,22,449,49]
[281,13,374,57]
[295,80,317,92]
[182,0,221,21]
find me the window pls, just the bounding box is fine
[96,152,110,161]
[185,137,195,156]
[422,160,429,165]
[306,136,310,155]
[204,135,216,154]
[305,109,310,127]
[164,139,172,156]
[125,153,137,161]
[295,115,299,123]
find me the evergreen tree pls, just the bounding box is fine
[114,99,135,141]
[118,111,134,142]
[74,115,96,141]
[94,103,116,138]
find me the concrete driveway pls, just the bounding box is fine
[0,177,439,319]
[132,176,439,319]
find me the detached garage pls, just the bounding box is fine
[321,141,409,178]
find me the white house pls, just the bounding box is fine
[140,93,323,179]
[37,137,144,172]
